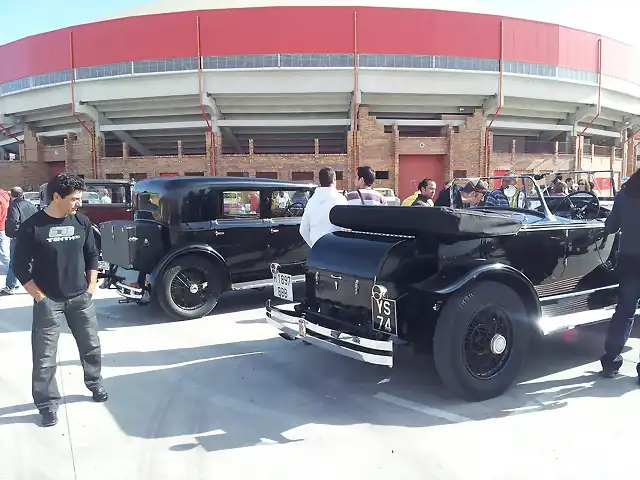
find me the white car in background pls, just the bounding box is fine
[23,191,40,207]
[374,187,400,205]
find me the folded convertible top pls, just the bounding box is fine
[329,205,523,237]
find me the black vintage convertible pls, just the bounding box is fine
[265,170,633,401]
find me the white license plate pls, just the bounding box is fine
[98,261,109,271]
[273,272,293,301]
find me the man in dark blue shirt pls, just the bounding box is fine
[12,173,108,427]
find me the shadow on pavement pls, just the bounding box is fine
[0,285,293,333]
[1,322,636,453]
[1,285,639,453]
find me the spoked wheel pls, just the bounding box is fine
[170,267,211,311]
[463,305,513,380]
[433,281,531,401]
[157,254,223,320]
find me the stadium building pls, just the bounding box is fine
[1,0,639,199]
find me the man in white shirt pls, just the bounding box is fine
[345,166,387,205]
[299,167,348,247]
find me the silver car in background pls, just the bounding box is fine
[374,187,400,205]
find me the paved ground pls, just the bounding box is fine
[1,275,640,480]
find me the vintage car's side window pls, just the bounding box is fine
[219,190,261,220]
[135,192,162,221]
[85,185,127,204]
[181,188,218,223]
[270,189,310,218]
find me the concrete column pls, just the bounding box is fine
[314,138,319,156]
[177,140,184,158]
[0,146,6,160]
[123,142,129,160]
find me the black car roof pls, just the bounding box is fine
[133,176,316,193]
[84,179,133,185]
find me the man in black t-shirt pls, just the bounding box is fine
[12,173,108,428]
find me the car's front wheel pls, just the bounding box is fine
[157,254,224,321]
[432,280,531,401]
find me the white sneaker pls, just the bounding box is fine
[0,287,14,295]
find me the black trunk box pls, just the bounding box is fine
[100,220,166,272]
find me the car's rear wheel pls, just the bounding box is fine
[157,254,224,321]
[432,280,531,401]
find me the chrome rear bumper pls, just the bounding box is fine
[265,299,393,367]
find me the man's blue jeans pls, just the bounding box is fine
[5,238,17,289]
[0,230,10,273]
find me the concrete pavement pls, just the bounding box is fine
[1,275,639,480]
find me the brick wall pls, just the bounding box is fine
[1,110,629,192]
[0,162,48,190]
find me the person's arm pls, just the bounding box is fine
[299,208,312,247]
[604,192,623,233]
[13,223,47,302]
[484,190,497,206]
[5,201,19,238]
[82,218,100,294]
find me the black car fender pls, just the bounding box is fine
[417,262,541,320]
[150,244,230,289]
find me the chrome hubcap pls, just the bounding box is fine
[490,334,507,355]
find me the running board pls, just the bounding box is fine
[537,306,640,335]
[231,275,305,291]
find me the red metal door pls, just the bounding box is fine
[492,169,510,190]
[48,161,66,179]
[398,155,445,201]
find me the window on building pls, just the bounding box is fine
[256,171,278,179]
[219,190,261,220]
[291,171,314,181]
[227,171,249,177]
[159,172,179,177]
[335,171,344,180]
[375,170,390,180]
[106,173,124,179]
[452,170,467,179]
[184,171,205,176]
[130,173,148,182]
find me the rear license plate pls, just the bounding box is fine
[298,318,306,337]
[372,297,398,336]
[273,272,293,301]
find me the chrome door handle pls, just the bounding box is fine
[270,228,279,233]
[215,231,224,236]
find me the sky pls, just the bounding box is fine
[1,0,637,46]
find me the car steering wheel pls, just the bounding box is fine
[549,191,600,220]
[284,202,305,217]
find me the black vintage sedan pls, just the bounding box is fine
[265,171,629,401]
[100,176,314,320]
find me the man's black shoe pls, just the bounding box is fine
[600,368,619,379]
[41,411,58,427]
[91,386,108,402]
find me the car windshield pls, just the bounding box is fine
[448,175,543,214]
[448,170,617,218]
[535,170,617,201]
